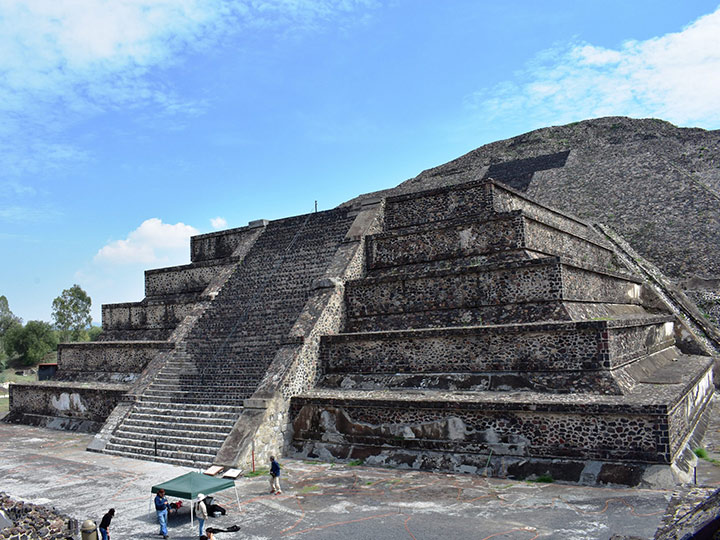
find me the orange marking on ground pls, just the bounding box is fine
[403,515,418,540]
[279,496,306,534]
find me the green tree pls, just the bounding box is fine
[52,285,92,343]
[0,295,22,366]
[88,326,103,341]
[3,321,58,366]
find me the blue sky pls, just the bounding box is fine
[2,0,720,324]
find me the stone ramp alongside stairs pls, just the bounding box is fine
[288,179,715,486]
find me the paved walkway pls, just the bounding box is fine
[5,421,720,540]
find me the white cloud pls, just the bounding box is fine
[210,216,227,229]
[94,218,199,265]
[0,0,378,177]
[468,7,720,129]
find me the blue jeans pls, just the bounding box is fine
[198,518,205,536]
[99,527,109,540]
[156,509,168,536]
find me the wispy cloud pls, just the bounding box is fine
[0,0,378,178]
[210,216,227,229]
[94,218,199,265]
[468,7,720,129]
[0,204,62,224]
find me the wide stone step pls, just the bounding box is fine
[58,341,173,374]
[144,259,236,297]
[367,210,616,274]
[103,446,215,468]
[106,436,219,455]
[323,316,675,376]
[291,354,714,465]
[113,428,227,446]
[384,179,601,245]
[320,346,679,396]
[347,257,640,321]
[131,403,242,416]
[144,384,257,394]
[123,416,236,432]
[138,394,245,405]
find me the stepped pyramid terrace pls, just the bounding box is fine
[6,177,717,486]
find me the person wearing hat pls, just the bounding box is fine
[195,493,209,538]
[154,489,170,539]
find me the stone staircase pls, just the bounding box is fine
[289,179,715,485]
[102,208,357,467]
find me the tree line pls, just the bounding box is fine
[0,285,99,368]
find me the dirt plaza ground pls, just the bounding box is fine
[2,404,720,540]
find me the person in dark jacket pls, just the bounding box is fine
[269,456,282,494]
[99,508,114,540]
[154,489,170,539]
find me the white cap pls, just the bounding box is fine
[197,493,206,500]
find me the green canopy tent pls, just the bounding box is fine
[151,472,240,526]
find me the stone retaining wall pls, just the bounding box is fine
[145,259,236,297]
[346,259,640,324]
[191,221,266,262]
[57,341,173,377]
[7,382,127,432]
[321,317,674,377]
[101,297,197,337]
[292,362,714,469]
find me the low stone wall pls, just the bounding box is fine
[0,492,75,540]
[292,397,666,463]
[190,221,266,262]
[7,382,127,432]
[382,179,600,246]
[367,212,525,270]
[346,259,640,323]
[384,179,494,230]
[102,298,197,334]
[291,355,713,474]
[369,210,615,273]
[57,341,173,375]
[655,487,720,540]
[145,259,235,297]
[491,181,596,242]
[321,317,675,376]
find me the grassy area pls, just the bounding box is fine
[0,365,37,416]
[245,467,269,478]
[695,447,720,467]
[1,366,37,386]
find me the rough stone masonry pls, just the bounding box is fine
[5,117,719,490]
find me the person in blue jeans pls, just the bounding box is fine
[98,508,114,540]
[154,488,170,539]
[196,493,208,537]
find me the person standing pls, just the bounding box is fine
[269,456,282,495]
[154,488,170,539]
[98,508,114,540]
[196,493,208,537]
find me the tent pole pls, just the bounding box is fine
[191,500,194,527]
[235,486,241,512]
